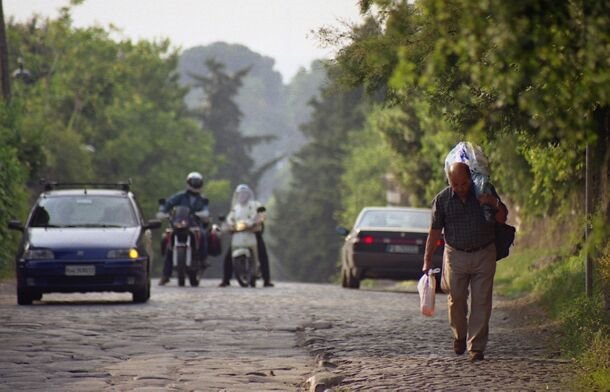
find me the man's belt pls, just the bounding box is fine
[448,240,494,253]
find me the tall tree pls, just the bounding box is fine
[269,81,366,282]
[190,59,272,198]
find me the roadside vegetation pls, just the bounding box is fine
[270,0,609,388]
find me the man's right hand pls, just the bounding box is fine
[422,259,432,273]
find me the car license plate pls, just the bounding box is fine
[65,265,96,276]
[387,244,419,254]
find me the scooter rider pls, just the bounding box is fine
[158,172,209,286]
[219,184,274,287]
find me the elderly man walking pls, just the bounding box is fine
[423,162,508,361]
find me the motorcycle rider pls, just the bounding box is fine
[158,172,209,286]
[219,184,274,287]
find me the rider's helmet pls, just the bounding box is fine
[186,172,204,193]
[233,184,254,206]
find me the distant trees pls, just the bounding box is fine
[269,82,366,282]
[178,43,327,201]
[190,59,272,201]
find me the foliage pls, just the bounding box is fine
[338,109,392,227]
[5,9,223,222]
[0,103,27,272]
[495,239,609,389]
[331,0,610,223]
[269,81,366,282]
[572,330,610,391]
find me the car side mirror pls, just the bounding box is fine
[8,220,24,231]
[335,226,350,236]
[143,219,162,230]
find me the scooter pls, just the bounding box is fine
[224,207,265,287]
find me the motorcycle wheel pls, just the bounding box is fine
[176,248,186,287]
[248,262,257,287]
[233,256,249,288]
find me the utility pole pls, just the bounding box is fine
[585,143,593,297]
[0,0,10,101]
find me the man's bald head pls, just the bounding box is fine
[448,162,471,199]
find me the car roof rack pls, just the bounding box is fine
[40,179,131,192]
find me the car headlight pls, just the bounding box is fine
[107,248,139,259]
[24,249,54,260]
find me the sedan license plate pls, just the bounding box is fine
[387,244,419,254]
[65,265,96,276]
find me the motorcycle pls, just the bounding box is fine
[224,206,265,288]
[158,200,208,287]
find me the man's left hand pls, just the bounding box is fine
[478,194,498,207]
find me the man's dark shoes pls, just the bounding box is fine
[453,338,466,355]
[218,281,230,287]
[264,281,274,287]
[158,276,169,286]
[469,351,485,362]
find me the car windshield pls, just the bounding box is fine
[358,209,430,230]
[28,195,138,228]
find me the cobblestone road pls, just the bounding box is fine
[0,280,572,391]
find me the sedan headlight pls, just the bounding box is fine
[107,248,139,259]
[24,249,54,260]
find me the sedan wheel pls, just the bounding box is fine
[342,267,360,289]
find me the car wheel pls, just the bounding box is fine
[17,289,33,305]
[132,278,150,303]
[341,267,348,288]
[132,285,150,303]
[346,268,360,289]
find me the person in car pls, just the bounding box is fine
[422,162,507,362]
[158,172,210,286]
[218,184,274,288]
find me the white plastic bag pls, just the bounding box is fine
[418,268,440,317]
[444,142,492,197]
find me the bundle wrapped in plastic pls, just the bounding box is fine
[444,142,495,221]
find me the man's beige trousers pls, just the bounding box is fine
[441,243,496,353]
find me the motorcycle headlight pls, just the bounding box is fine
[235,221,247,231]
[107,248,139,259]
[24,249,54,260]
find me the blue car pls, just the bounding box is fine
[8,182,161,305]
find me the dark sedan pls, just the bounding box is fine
[337,207,444,289]
[8,183,161,304]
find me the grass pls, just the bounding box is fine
[495,244,610,391]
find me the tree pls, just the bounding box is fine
[5,6,223,219]
[190,59,271,197]
[269,81,366,282]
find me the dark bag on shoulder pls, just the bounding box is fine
[495,223,516,261]
[207,229,222,257]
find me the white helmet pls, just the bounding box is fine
[186,172,204,193]
[232,184,254,206]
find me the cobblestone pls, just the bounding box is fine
[0,280,572,391]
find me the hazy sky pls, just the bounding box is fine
[4,0,363,82]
